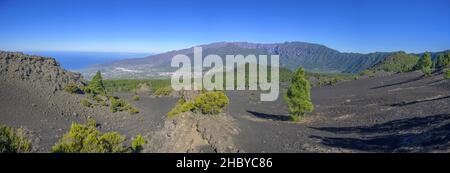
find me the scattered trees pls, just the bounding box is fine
[284,68,314,121]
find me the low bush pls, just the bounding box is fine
[167,99,195,118]
[110,97,140,115]
[64,83,83,94]
[80,99,92,107]
[131,134,147,152]
[0,125,32,153]
[167,91,229,118]
[445,69,450,80]
[193,91,229,114]
[154,86,173,97]
[132,95,140,101]
[51,119,128,153]
[110,97,127,113]
[289,115,301,122]
[128,106,140,115]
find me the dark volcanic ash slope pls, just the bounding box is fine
[0,51,239,153]
[0,51,176,152]
[0,51,88,151]
[226,70,450,153]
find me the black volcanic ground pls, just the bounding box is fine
[226,71,450,152]
[1,51,449,152]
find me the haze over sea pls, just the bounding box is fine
[25,51,151,71]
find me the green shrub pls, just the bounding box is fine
[168,91,229,117]
[132,95,140,101]
[154,86,173,97]
[110,97,140,115]
[167,99,195,118]
[93,95,105,102]
[110,97,126,113]
[131,134,147,152]
[87,117,97,127]
[193,91,229,114]
[0,125,32,153]
[51,121,127,153]
[64,83,83,94]
[128,107,140,115]
[80,99,92,107]
[444,69,450,80]
[289,115,301,122]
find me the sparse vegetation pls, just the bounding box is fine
[103,79,171,94]
[51,119,128,153]
[128,106,140,115]
[372,52,419,73]
[168,91,229,118]
[0,125,32,153]
[64,83,83,94]
[87,116,97,127]
[436,52,450,68]
[109,97,139,115]
[132,95,140,101]
[86,71,107,96]
[153,86,173,97]
[416,52,433,76]
[131,134,146,152]
[193,91,229,114]
[167,98,195,118]
[444,69,450,80]
[80,99,92,107]
[284,68,314,121]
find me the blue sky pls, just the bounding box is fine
[0,0,449,53]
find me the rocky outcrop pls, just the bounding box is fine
[0,51,85,91]
[144,112,241,153]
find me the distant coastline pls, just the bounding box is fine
[24,51,152,71]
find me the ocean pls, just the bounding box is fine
[24,51,152,71]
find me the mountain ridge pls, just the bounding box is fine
[79,41,448,79]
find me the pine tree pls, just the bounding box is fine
[89,71,106,96]
[437,52,450,68]
[284,68,314,121]
[417,52,433,76]
[436,54,446,68]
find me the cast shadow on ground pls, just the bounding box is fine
[246,110,291,121]
[370,76,423,89]
[310,114,450,152]
[388,95,450,107]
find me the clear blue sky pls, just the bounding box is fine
[0,0,449,53]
